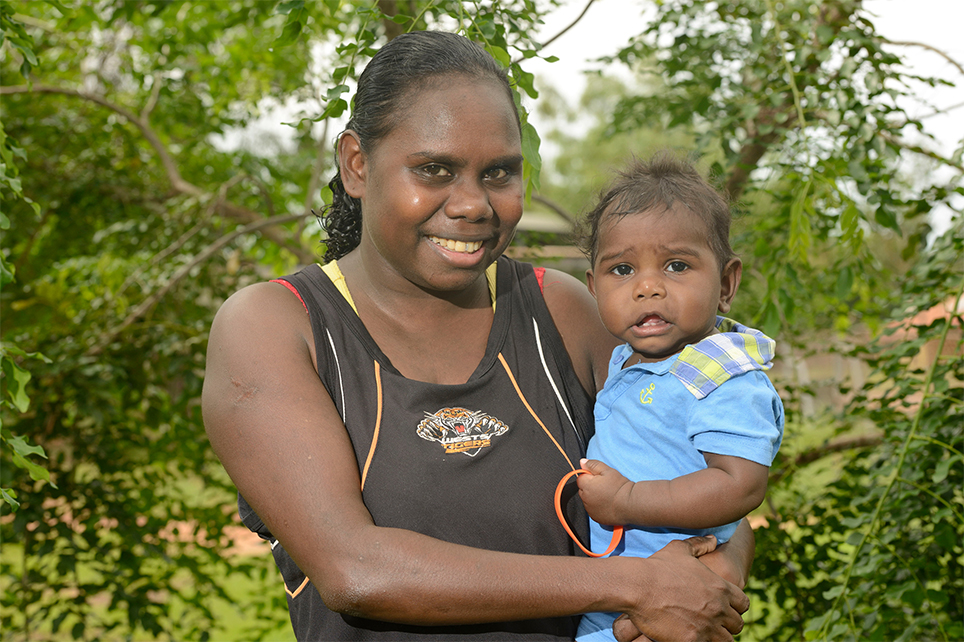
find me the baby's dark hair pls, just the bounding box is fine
[577,152,735,270]
[320,31,517,262]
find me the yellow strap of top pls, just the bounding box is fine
[320,260,498,313]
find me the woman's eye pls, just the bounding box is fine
[612,264,634,276]
[667,261,689,273]
[485,167,510,181]
[422,164,452,177]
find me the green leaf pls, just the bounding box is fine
[840,202,860,238]
[7,437,52,485]
[7,433,46,461]
[1,357,32,413]
[276,6,306,45]
[520,121,542,197]
[788,180,812,262]
[320,98,348,120]
[0,255,14,286]
[874,205,901,233]
[932,455,954,483]
[325,84,349,101]
[1,487,19,510]
[10,37,38,65]
[761,301,780,338]
[275,0,305,13]
[823,585,844,599]
[488,45,510,68]
[835,265,853,299]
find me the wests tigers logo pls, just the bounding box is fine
[417,407,509,457]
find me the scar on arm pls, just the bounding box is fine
[231,376,260,405]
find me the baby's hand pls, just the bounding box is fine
[576,458,634,526]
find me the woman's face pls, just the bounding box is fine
[347,75,524,293]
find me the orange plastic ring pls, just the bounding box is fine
[554,468,624,558]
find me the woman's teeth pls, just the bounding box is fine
[429,236,482,253]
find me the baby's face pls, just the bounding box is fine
[586,207,738,363]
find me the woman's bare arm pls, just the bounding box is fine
[201,282,748,640]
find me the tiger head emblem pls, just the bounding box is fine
[417,407,509,457]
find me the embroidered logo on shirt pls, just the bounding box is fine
[639,383,655,405]
[417,407,509,457]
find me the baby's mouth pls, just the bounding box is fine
[428,236,483,254]
[638,314,667,326]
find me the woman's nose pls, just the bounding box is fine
[444,179,493,221]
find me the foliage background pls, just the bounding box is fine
[1,1,960,640]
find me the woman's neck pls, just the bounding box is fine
[337,251,495,384]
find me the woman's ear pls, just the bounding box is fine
[338,131,367,199]
[717,258,742,314]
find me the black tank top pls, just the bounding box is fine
[239,256,594,640]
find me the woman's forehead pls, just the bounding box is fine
[385,76,520,148]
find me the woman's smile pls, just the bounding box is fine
[427,235,485,254]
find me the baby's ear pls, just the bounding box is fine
[718,258,742,313]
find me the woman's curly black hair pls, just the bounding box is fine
[319,31,517,262]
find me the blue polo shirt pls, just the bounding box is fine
[577,318,784,642]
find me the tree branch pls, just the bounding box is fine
[539,0,596,51]
[531,194,577,226]
[723,2,856,200]
[87,212,312,357]
[879,131,964,172]
[770,435,883,483]
[302,119,331,236]
[881,39,964,75]
[0,84,317,264]
[140,74,163,121]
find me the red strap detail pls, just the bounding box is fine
[270,279,308,314]
[534,266,545,293]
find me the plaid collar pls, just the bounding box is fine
[668,317,776,399]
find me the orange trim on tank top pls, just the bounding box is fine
[360,360,383,491]
[286,576,311,598]
[496,352,624,557]
[497,353,576,470]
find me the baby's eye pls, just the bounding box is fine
[422,164,452,177]
[612,264,634,276]
[666,261,689,273]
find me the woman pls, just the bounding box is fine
[202,30,751,641]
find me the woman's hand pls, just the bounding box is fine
[698,518,755,589]
[615,535,749,642]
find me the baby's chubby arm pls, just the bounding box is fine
[576,455,768,529]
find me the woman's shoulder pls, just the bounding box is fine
[209,279,313,348]
[530,266,619,395]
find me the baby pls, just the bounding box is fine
[574,153,784,642]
